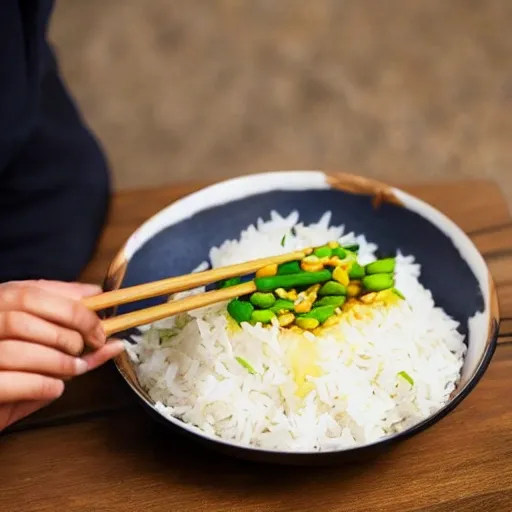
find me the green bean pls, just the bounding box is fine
[227,299,254,324]
[342,244,359,252]
[300,305,336,324]
[250,292,276,309]
[314,296,346,308]
[277,260,301,275]
[318,281,347,296]
[218,277,242,289]
[362,273,395,292]
[255,270,332,292]
[348,262,365,279]
[313,246,332,258]
[270,299,295,314]
[250,309,276,324]
[365,258,396,275]
[331,247,347,259]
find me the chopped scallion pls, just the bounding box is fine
[158,328,179,343]
[397,371,414,387]
[235,356,257,374]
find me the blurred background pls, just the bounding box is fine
[50,0,511,202]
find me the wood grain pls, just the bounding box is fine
[1,344,511,512]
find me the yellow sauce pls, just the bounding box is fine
[283,333,322,398]
[226,314,242,335]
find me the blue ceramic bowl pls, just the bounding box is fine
[104,171,499,465]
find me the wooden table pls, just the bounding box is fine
[1,181,511,512]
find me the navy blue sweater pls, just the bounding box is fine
[0,1,110,282]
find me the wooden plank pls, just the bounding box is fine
[488,255,512,288]
[14,179,511,430]
[472,225,512,258]
[1,344,511,512]
[497,284,512,330]
[403,180,512,234]
[500,318,512,335]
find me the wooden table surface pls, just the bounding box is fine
[1,180,511,512]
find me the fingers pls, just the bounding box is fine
[0,311,84,356]
[0,341,88,377]
[0,285,105,349]
[82,340,125,372]
[0,372,64,403]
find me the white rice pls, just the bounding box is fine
[127,211,466,452]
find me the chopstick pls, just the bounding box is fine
[83,249,307,311]
[101,281,256,337]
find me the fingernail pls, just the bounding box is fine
[75,358,89,375]
[109,340,126,353]
[80,283,103,296]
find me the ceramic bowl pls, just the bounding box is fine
[103,171,499,465]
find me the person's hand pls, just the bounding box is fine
[0,280,125,431]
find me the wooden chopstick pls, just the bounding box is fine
[101,281,256,337]
[83,249,307,311]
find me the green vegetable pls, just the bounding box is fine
[250,309,276,324]
[255,270,332,292]
[342,244,359,252]
[392,288,405,300]
[348,262,365,279]
[158,328,179,343]
[236,356,257,375]
[318,281,347,296]
[218,277,242,289]
[314,296,346,308]
[280,234,287,247]
[270,299,295,314]
[365,258,396,275]
[175,314,189,329]
[227,299,254,324]
[300,305,336,324]
[362,273,394,292]
[313,246,332,259]
[331,247,347,259]
[250,292,276,309]
[397,371,414,387]
[277,260,301,275]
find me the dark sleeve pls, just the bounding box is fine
[0,1,111,282]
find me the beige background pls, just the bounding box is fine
[50,0,512,205]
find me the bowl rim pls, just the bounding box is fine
[104,170,500,456]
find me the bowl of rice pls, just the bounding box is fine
[104,171,499,465]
